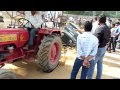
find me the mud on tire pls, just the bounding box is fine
[37,34,62,73]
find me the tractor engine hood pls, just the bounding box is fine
[0,28,29,48]
[0,28,27,32]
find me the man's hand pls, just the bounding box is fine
[80,56,85,60]
[82,59,90,68]
[31,25,34,28]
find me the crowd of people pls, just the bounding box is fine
[41,11,62,28]
[70,14,120,79]
[91,16,120,53]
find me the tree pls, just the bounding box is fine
[63,11,120,18]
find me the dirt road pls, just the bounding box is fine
[2,47,120,79]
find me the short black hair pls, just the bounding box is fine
[112,23,115,27]
[115,22,120,25]
[98,14,106,23]
[118,19,120,21]
[109,19,112,22]
[94,16,98,21]
[84,21,92,31]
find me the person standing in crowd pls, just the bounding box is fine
[90,19,93,23]
[115,22,120,49]
[107,23,116,53]
[52,11,59,28]
[0,11,3,22]
[117,19,120,23]
[106,18,112,29]
[69,16,74,23]
[78,18,81,27]
[114,22,120,48]
[57,16,61,28]
[70,21,98,79]
[87,14,111,79]
[116,33,120,49]
[106,19,112,51]
[91,16,99,34]
[0,11,4,28]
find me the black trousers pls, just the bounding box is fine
[107,37,115,52]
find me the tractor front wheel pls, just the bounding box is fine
[0,69,17,79]
[37,34,62,73]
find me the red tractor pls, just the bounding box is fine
[0,11,62,78]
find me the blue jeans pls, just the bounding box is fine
[70,58,94,79]
[28,28,38,46]
[87,47,106,79]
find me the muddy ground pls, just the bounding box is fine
[2,47,120,79]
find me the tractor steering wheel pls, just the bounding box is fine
[17,18,34,28]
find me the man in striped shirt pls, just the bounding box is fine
[70,21,99,79]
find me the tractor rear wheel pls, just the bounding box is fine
[37,34,62,73]
[0,69,17,79]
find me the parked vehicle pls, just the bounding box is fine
[61,22,82,47]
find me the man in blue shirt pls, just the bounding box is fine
[70,21,98,79]
[114,22,120,48]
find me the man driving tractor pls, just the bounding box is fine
[0,11,62,74]
[18,11,43,50]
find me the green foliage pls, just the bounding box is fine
[63,11,120,18]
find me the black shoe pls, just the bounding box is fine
[108,51,111,53]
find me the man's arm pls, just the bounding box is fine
[94,27,102,41]
[82,38,98,68]
[85,39,98,61]
[89,39,98,58]
[115,27,120,36]
[102,27,111,45]
[77,35,84,59]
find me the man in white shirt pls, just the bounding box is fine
[107,23,116,52]
[106,18,112,29]
[91,16,99,34]
[52,11,59,28]
[70,21,99,79]
[21,11,42,49]
[57,16,61,28]
[0,11,4,28]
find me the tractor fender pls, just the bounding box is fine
[38,28,61,36]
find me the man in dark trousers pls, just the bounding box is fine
[107,23,116,52]
[87,14,111,79]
